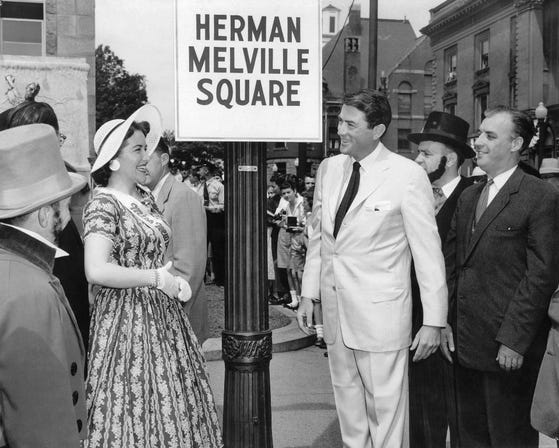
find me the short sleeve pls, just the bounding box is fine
[83,193,119,241]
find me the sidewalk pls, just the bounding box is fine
[204,307,556,448]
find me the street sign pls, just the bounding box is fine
[175,0,322,142]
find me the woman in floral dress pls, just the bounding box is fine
[83,105,222,448]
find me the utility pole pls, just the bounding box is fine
[368,0,378,90]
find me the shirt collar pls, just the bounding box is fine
[2,223,68,258]
[490,165,518,191]
[440,175,461,198]
[151,172,171,200]
[351,143,383,173]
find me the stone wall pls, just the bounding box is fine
[0,56,91,174]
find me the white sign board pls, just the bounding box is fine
[175,0,322,142]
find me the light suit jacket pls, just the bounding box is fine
[156,174,209,343]
[301,144,447,352]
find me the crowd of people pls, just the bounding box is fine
[1,85,559,448]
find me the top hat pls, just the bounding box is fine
[408,111,475,159]
[92,104,162,173]
[540,158,559,175]
[0,124,86,219]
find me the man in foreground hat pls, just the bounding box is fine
[144,138,209,343]
[407,111,475,447]
[0,124,87,446]
[443,106,559,447]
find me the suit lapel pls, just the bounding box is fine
[327,157,351,225]
[156,175,174,213]
[464,168,523,262]
[345,144,391,215]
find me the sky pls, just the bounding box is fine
[95,0,442,131]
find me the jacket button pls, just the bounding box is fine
[77,419,83,432]
[72,391,79,405]
[70,362,77,376]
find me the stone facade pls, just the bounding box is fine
[0,0,95,173]
[0,56,91,172]
[421,0,559,156]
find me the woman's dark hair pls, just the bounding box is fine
[7,101,59,131]
[91,120,150,187]
[280,179,298,192]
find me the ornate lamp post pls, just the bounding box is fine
[535,102,558,165]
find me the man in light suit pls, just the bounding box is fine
[297,89,447,447]
[442,106,559,447]
[408,111,475,448]
[144,139,209,343]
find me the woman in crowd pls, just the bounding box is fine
[275,178,305,310]
[83,104,222,447]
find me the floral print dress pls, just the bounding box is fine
[83,188,223,448]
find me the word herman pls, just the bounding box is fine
[189,13,310,109]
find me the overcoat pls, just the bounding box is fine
[0,224,87,447]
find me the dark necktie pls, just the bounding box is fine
[333,161,361,238]
[474,179,494,224]
[432,186,446,215]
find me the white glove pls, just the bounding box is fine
[176,277,192,303]
[156,261,179,298]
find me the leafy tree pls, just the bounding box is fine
[95,45,148,129]
[162,130,224,171]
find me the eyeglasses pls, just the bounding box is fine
[59,133,67,147]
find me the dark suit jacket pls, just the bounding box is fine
[156,175,209,343]
[53,219,90,352]
[445,167,559,371]
[412,176,474,332]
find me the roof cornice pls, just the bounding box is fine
[421,0,491,36]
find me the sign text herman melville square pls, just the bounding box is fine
[175,0,322,142]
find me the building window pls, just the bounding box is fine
[274,142,287,150]
[444,45,458,83]
[329,16,336,34]
[444,102,456,115]
[398,82,412,117]
[476,30,490,70]
[424,61,434,116]
[475,93,488,130]
[398,128,412,154]
[0,1,44,56]
[275,162,286,175]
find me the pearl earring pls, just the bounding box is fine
[109,159,120,171]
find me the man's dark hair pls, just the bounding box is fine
[270,173,285,186]
[7,101,59,131]
[343,89,392,131]
[280,179,298,192]
[484,106,536,153]
[154,138,169,155]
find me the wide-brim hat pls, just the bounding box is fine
[91,104,162,173]
[408,111,475,159]
[540,158,559,175]
[0,124,86,219]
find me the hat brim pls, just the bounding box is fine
[91,104,162,173]
[408,132,476,159]
[0,172,86,219]
[540,168,559,175]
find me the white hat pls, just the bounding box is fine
[539,158,559,175]
[91,104,162,173]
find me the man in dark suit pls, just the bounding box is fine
[442,106,559,447]
[407,111,475,448]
